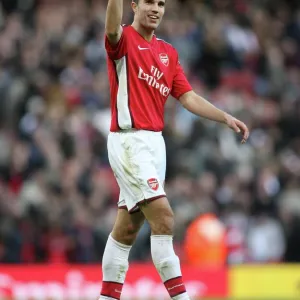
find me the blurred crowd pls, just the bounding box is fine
[0,0,300,265]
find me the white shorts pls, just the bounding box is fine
[107,130,166,213]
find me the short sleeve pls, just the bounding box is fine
[171,52,192,100]
[105,26,128,60]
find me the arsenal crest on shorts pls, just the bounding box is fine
[159,53,169,67]
[147,178,159,191]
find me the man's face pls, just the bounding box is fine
[132,0,166,30]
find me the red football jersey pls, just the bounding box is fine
[105,25,192,132]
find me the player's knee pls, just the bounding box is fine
[139,197,175,235]
[124,223,141,244]
[113,223,141,245]
[149,211,174,235]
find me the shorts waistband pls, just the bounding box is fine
[110,129,162,135]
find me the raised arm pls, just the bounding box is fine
[105,0,123,45]
[179,91,250,143]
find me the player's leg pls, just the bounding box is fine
[101,131,146,299]
[99,208,145,300]
[139,198,191,300]
[134,131,190,299]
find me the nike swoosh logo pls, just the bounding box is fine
[138,45,150,50]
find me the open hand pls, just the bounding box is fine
[224,113,249,144]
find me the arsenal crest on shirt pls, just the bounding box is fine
[159,53,169,67]
[147,178,159,191]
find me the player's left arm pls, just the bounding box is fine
[179,91,250,143]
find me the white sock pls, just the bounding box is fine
[99,234,132,300]
[151,235,190,300]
